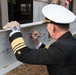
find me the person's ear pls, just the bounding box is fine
[51,24,55,33]
[47,23,51,32]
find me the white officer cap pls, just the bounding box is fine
[42,4,76,24]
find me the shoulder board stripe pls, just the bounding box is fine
[11,37,25,49]
[14,45,26,54]
[13,42,26,52]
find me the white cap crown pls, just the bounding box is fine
[42,4,76,24]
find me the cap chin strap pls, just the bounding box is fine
[43,18,69,25]
[43,19,51,23]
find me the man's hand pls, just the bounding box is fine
[3,21,20,29]
[31,30,40,45]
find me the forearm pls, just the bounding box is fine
[9,27,50,64]
[9,31,26,54]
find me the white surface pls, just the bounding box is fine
[33,1,47,22]
[42,4,75,24]
[0,20,76,74]
[1,21,43,32]
[0,21,53,74]
[0,61,22,75]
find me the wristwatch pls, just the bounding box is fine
[12,26,20,31]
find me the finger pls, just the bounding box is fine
[11,21,20,27]
[3,25,11,29]
[3,23,10,29]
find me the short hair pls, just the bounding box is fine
[56,24,69,30]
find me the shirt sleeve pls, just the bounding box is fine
[36,42,42,49]
[9,30,66,65]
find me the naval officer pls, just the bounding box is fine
[4,4,76,75]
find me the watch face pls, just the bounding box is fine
[12,26,20,31]
[13,26,17,30]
